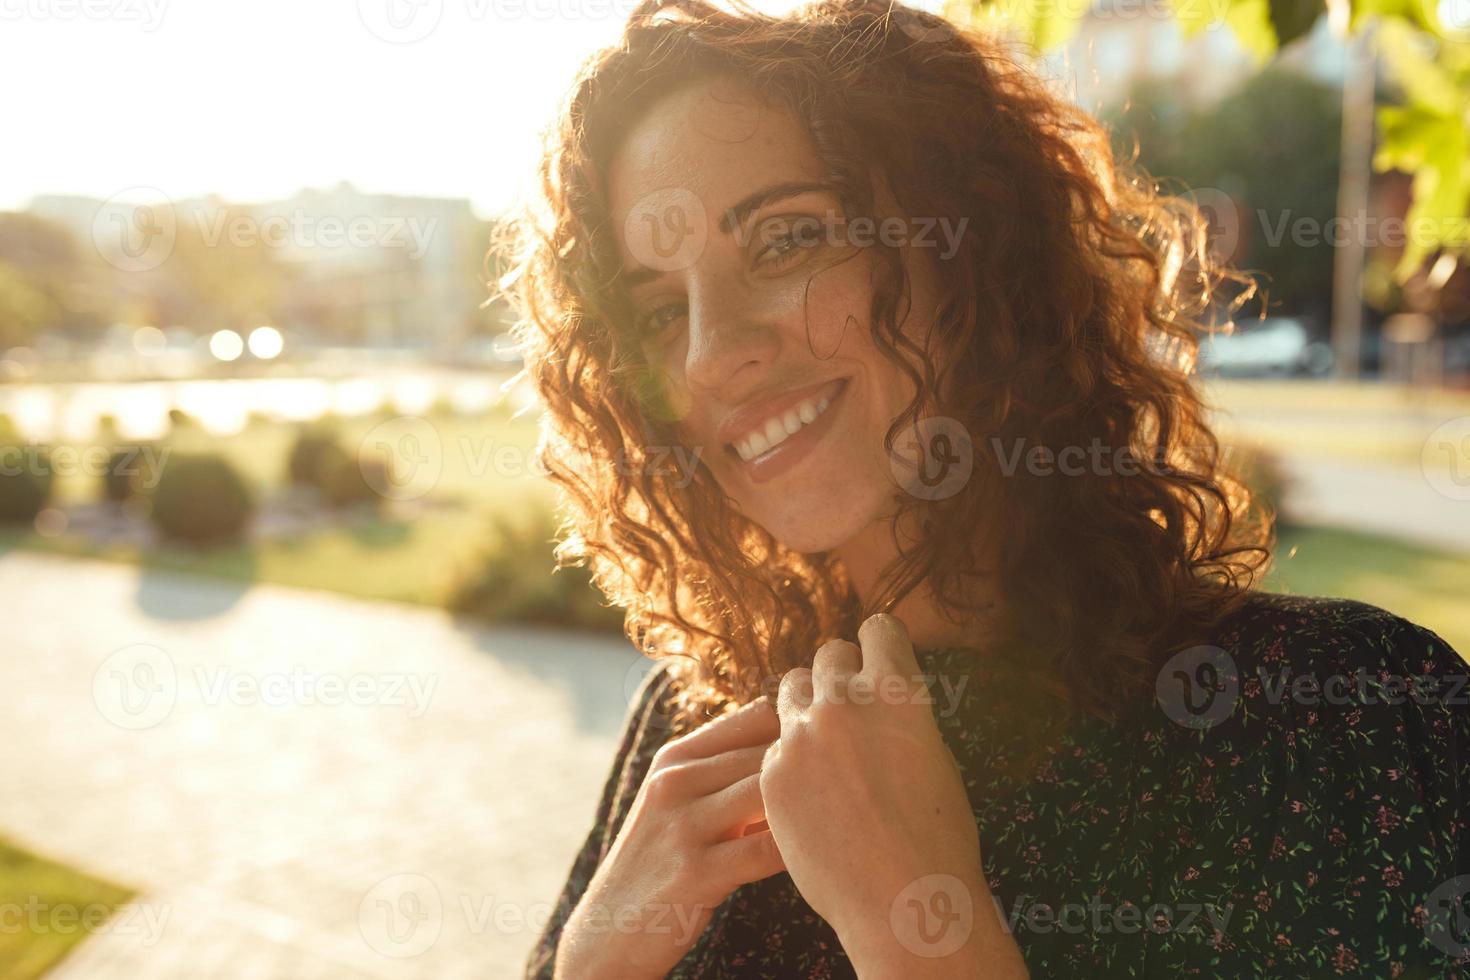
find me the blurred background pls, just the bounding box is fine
[1,0,1467,976]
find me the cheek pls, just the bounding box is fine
[797,259,871,359]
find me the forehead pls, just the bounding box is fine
[604,76,826,247]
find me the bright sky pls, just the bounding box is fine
[1,0,853,220]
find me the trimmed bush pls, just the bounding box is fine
[319,444,382,510]
[149,453,254,545]
[102,444,164,503]
[1230,444,1293,531]
[446,508,623,631]
[287,425,382,511]
[286,425,341,487]
[0,445,53,523]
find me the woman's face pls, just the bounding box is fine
[606,76,940,555]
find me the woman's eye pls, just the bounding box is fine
[639,301,687,337]
[763,236,800,260]
[754,218,822,270]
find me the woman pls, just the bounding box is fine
[501,0,1470,975]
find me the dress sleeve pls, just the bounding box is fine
[524,660,686,979]
[1151,604,1470,977]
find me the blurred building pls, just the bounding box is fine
[28,184,491,352]
[251,183,486,350]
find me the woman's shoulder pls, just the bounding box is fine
[1132,593,1470,973]
[1156,591,1466,735]
[1213,590,1459,661]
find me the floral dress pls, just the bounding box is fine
[526,593,1470,978]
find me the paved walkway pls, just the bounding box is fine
[1279,453,1470,553]
[0,550,642,978]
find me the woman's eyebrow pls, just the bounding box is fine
[717,180,836,234]
[620,180,837,289]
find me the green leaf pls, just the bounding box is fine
[1377,16,1464,114]
[1349,0,1432,32]
[1391,115,1470,276]
[1374,105,1451,173]
[970,0,1088,52]
[1225,0,1282,62]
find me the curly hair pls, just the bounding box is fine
[496,0,1272,729]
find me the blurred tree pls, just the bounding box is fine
[1107,68,1344,319]
[0,262,60,347]
[950,0,1470,287]
[0,212,109,338]
[147,204,294,331]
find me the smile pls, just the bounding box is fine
[732,389,836,462]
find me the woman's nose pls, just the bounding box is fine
[683,281,781,396]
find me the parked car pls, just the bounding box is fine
[1196,317,1333,377]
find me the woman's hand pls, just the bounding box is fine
[760,613,1028,978]
[554,694,787,980]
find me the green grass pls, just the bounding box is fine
[4,400,1468,652]
[48,408,553,512]
[0,836,135,980]
[6,408,558,608]
[1269,525,1470,658]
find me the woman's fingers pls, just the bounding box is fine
[663,697,780,761]
[698,770,769,838]
[707,828,785,887]
[811,638,861,704]
[660,743,769,798]
[777,667,814,723]
[856,612,921,683]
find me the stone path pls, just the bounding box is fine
[1279,453,1470,553]
[0,550,644,978]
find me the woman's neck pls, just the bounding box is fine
[833,517,1004,652]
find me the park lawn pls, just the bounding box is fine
[0,500,555,609]
[2,511,1466,659]
[14,406,559,606]
[1269,525,1470,658]
[0,835,135,980]
[46,406,549,510]
[10,396,1470,649]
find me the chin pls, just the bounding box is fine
[738,482,888,555]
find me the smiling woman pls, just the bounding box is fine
[498,0,1470,976]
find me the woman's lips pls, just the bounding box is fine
[732,378,849,484]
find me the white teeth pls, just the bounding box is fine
[732,390,838,463]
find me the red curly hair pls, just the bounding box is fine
[497,0,1272,728]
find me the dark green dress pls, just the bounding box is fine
[527,594,1470,978]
